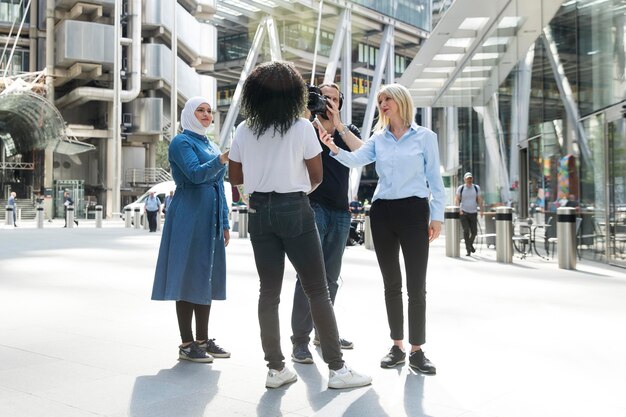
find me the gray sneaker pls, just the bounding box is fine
[312,335,354,349]
[179,342,214,363]
[266,367,297,388]
[292,343,314,364]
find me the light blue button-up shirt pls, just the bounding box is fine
[145,195,161,211]
[332,122,446,222]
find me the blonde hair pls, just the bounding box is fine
[372,84,415,133]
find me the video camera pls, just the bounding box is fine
[307,85,328,116]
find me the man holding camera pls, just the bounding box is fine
[290,83,364,364]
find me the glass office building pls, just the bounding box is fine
[1,0,624,266]
[406,0,625,266]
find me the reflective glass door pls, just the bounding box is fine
[608,115,626,267]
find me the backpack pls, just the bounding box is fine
[459,184,478,199]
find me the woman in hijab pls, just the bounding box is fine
[152,96,231,363]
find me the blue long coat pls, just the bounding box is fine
[151,130,230,304]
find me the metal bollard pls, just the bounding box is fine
[444,206,461,258]
[231,207,239,232]
[557,207,577,270]
[95,205,103,228]
[495,206,513,263]
[66,206,75,229]
[238,206,248,238]
[5,206,13,226]
[36,206,44,229]
[134,208,141,229]
[364,205,374,250]
[124,207,132,228]
[157,210,161,231]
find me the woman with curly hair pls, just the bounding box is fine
[228,61,371,390]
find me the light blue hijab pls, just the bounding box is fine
[180,96,211,136]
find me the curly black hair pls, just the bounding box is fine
[241,61,307,138]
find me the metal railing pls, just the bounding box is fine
[125,168,172,186]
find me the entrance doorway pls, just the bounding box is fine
[580,103,626,267]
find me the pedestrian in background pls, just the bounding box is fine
[163,190,174,215]
[144,191,161,232]
[63,191,79,227]
[320,83,445,375]
[8,191,17,227]
[151,96,231,364]
[228,61,371,390]
[456,172,484,256]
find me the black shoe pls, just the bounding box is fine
[380,345,406,368]
[409,350,436,374]
[75,221,79,226]
[198,338,231,358]
[466,251,471,256]
[471,245,476,253]
[291,343,314,364]
[179,341,213,363]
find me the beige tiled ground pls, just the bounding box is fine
[1,220,625,417]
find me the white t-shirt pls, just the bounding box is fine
[229,118,322,194]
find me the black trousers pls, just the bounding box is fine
[176,301,210,343]
[146,210,158,232]
[370,197,430,346]
[460,212,478,252]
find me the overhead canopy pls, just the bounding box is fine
[399,0,565,107]
[0,90,95,156]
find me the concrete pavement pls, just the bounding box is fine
[1,219,625,417]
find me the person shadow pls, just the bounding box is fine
[128,362,220,417]
[403,370,434,417]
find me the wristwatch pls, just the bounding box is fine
[338,126,349,136]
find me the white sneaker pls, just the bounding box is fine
[328,365,372,389]
[265,367,298,388]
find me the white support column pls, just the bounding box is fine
[265,16,282,61]
[541,27,592,167]
[386,29,395,84]
[323,8,349,84]
[350,24,394,200]
[111,0,122,218]
[442,107,459,176]
[510,44,535,196]
[219,17,268,150]
[362,24,394,140]
[341,8,352,124]
[171,0,178,141]
[474,97,511,204]
[422,107,432,129]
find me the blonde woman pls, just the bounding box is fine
[319,83,445,374]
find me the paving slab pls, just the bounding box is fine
[1,220,625,417]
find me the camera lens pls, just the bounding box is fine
[307,85,327,115]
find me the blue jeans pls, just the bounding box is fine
[291,202,351,345]
[248,192,344,371]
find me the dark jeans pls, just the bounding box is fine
[291,203,351,345]
[370,197,430,346]
[147,210,158,232]
[248,192,343,371]
[460,212,478,252]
